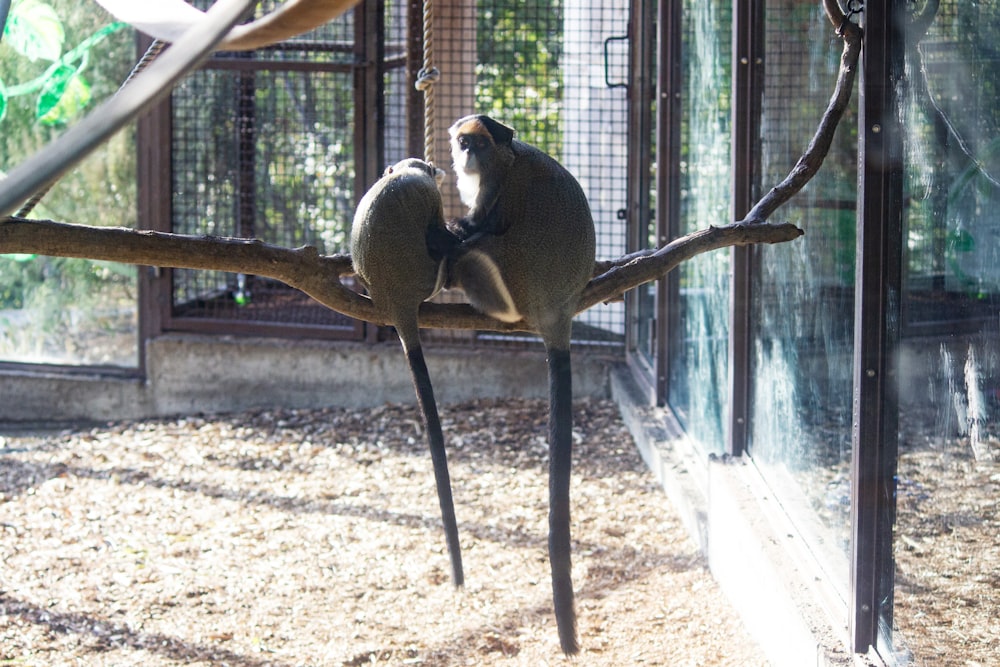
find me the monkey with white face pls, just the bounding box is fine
[351,157,464,587]
[447,115,596,654]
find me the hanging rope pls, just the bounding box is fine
[414,0,440,165]
[14,39,167,218]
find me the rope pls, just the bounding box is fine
[414,0,439,165]
[14,39,167,218]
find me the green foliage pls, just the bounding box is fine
[5,0,65,62]
[36,62,91,123]
[475,0,563,155]
[0,0,137,365]
[1,0,124,127]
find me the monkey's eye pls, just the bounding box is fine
[459,135,488,152]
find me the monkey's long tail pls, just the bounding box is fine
[547,345,579,655]
[401,334,464,587]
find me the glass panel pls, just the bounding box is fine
[748,0,858,592]
[0,2,137,367]
[667,0,732,451]
[892,2,1000,663]
[632,198,659,369]
[632,7,659,375]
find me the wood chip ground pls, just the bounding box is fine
[1,398,770,666]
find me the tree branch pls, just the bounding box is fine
[744,1,862,223]
[0,217,535,332]
[580,222,803,312]
[0,216,802,333]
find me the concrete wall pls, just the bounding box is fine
[0,334,615,423]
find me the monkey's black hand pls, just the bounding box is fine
[445,216,478,241]
[426,224,462,263]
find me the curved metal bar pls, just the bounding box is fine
[0,0,257,219]
[221,0,361,50]
[94,0,362,51]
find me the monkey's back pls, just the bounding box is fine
[350,169,447,318]
[482,141,596,332]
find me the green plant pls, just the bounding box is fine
[1,0,125,126]
[1,1,136,365]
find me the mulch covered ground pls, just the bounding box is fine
[893,435,1000,666]
[0,398,769,666]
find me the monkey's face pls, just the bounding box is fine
[448,115,516,211]
[449,127,491,208]
[450,130,492,176]
[449,114,513,176]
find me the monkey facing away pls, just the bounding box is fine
[350,157,463,587]
[447,115,596,654]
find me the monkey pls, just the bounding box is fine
[446,115,596,655]
[350,157,464,587]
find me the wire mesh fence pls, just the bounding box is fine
[156,0,630,349]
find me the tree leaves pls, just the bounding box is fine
[4,0,65,62]
[36,63,91,125]
[1,1,124,127]
[0,77,8,123]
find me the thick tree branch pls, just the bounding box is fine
[0,216,802,333]
[0,217,530,332]
[581,222,803,312]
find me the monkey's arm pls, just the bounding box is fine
[446,201,508,242]
[425,224,462,263]
[444,216,477,240]
[449,183,512,241]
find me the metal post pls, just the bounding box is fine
[651,0,682,406]
[850,0,904,654]
[729,0,765,456]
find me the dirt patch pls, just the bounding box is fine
[0,398,768,666]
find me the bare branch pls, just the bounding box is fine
[580,222,803,312]
[220,0,362,50]
[0,216,801,333]
[745,3,862,223]
[0,217,529,332]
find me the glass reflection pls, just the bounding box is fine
[893,2,1000,664]
[668,0,732,451]
[748,0,858,586]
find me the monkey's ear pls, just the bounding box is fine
[479,116,515,146]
